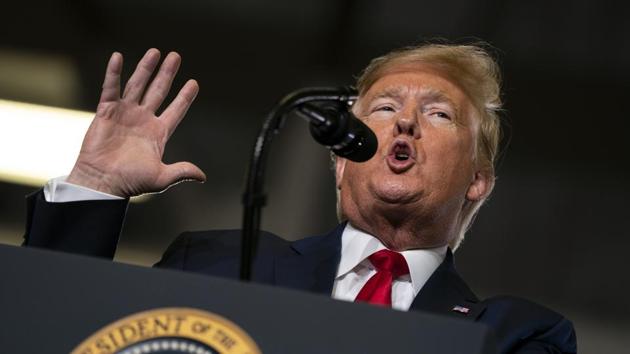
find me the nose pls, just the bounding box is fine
[394,112,421,139]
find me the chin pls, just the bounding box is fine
[371,182,422,205]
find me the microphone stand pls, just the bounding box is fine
[240,87,357,281]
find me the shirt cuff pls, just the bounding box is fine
[44,176,124,202]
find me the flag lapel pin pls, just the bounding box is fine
[452,305,471,315]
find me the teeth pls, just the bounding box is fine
[395,153,409,161]
[392,142,412,161]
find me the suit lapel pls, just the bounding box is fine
[274,226,486,321]
[274,223,344,295]
[410,249,486,321]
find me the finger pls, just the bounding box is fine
[160,79,199,138]
[122,48,161,103]
[141,52,181,112]
[98,52,123,104]
[156,161,206,191]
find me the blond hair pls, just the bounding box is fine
[340,42,503,250]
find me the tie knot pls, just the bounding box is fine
[368,249,409,278]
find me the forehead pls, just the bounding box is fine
[362,66,471,105]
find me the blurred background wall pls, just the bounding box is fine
[1,0,628,352]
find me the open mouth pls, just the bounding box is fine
[391,141,413,160]
[394,143,410,161]
[387,140,416,172]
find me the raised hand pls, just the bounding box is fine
[66,49,206,197]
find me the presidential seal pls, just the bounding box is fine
[71,308,261,354]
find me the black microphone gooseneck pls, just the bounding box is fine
[240,87,376,281]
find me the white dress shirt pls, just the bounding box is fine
[332,223,447,311]
[44,177,447,311]
[44,176,122,202]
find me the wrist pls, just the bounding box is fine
[67,164,126,198]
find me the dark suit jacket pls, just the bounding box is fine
[23,190,577,354]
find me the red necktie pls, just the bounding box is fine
[354,249,410,307]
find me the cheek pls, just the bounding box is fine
[435,126,474,158]
[341,158,386,198]
[366,120,392,145]
[424,131,475,178]
[340,161,366,189]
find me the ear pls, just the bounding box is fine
[335,157,347,190]
[466,168,494,202]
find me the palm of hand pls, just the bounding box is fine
[67,49,205,197]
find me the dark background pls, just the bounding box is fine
[1,1,628,352]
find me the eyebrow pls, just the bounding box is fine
[358,86,462,120]
[417,88,461,119]
[354,87,403,115]
[417,88,456,107]
[365,87,456,106]
[354,87,405,116]
[368,87,406,102]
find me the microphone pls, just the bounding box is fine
[240,86,375,281]
[297,102,378,162]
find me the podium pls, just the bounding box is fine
[0,244,497,353]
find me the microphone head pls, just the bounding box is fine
[331,116,378,162]
[301,101,378,163]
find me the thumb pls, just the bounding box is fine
[156,161,206,191]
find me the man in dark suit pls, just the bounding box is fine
[24,45,577,353]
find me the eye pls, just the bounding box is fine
[374,105,396,112]
[432,111,451,120]
[423,105,453,121]
[366,104,397,120]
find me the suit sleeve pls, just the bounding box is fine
[153,232,191,270]
[511,317,576,354]
[481,296,577,354]
[23,189,128,259]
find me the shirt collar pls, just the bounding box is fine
[336,222,448,296]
